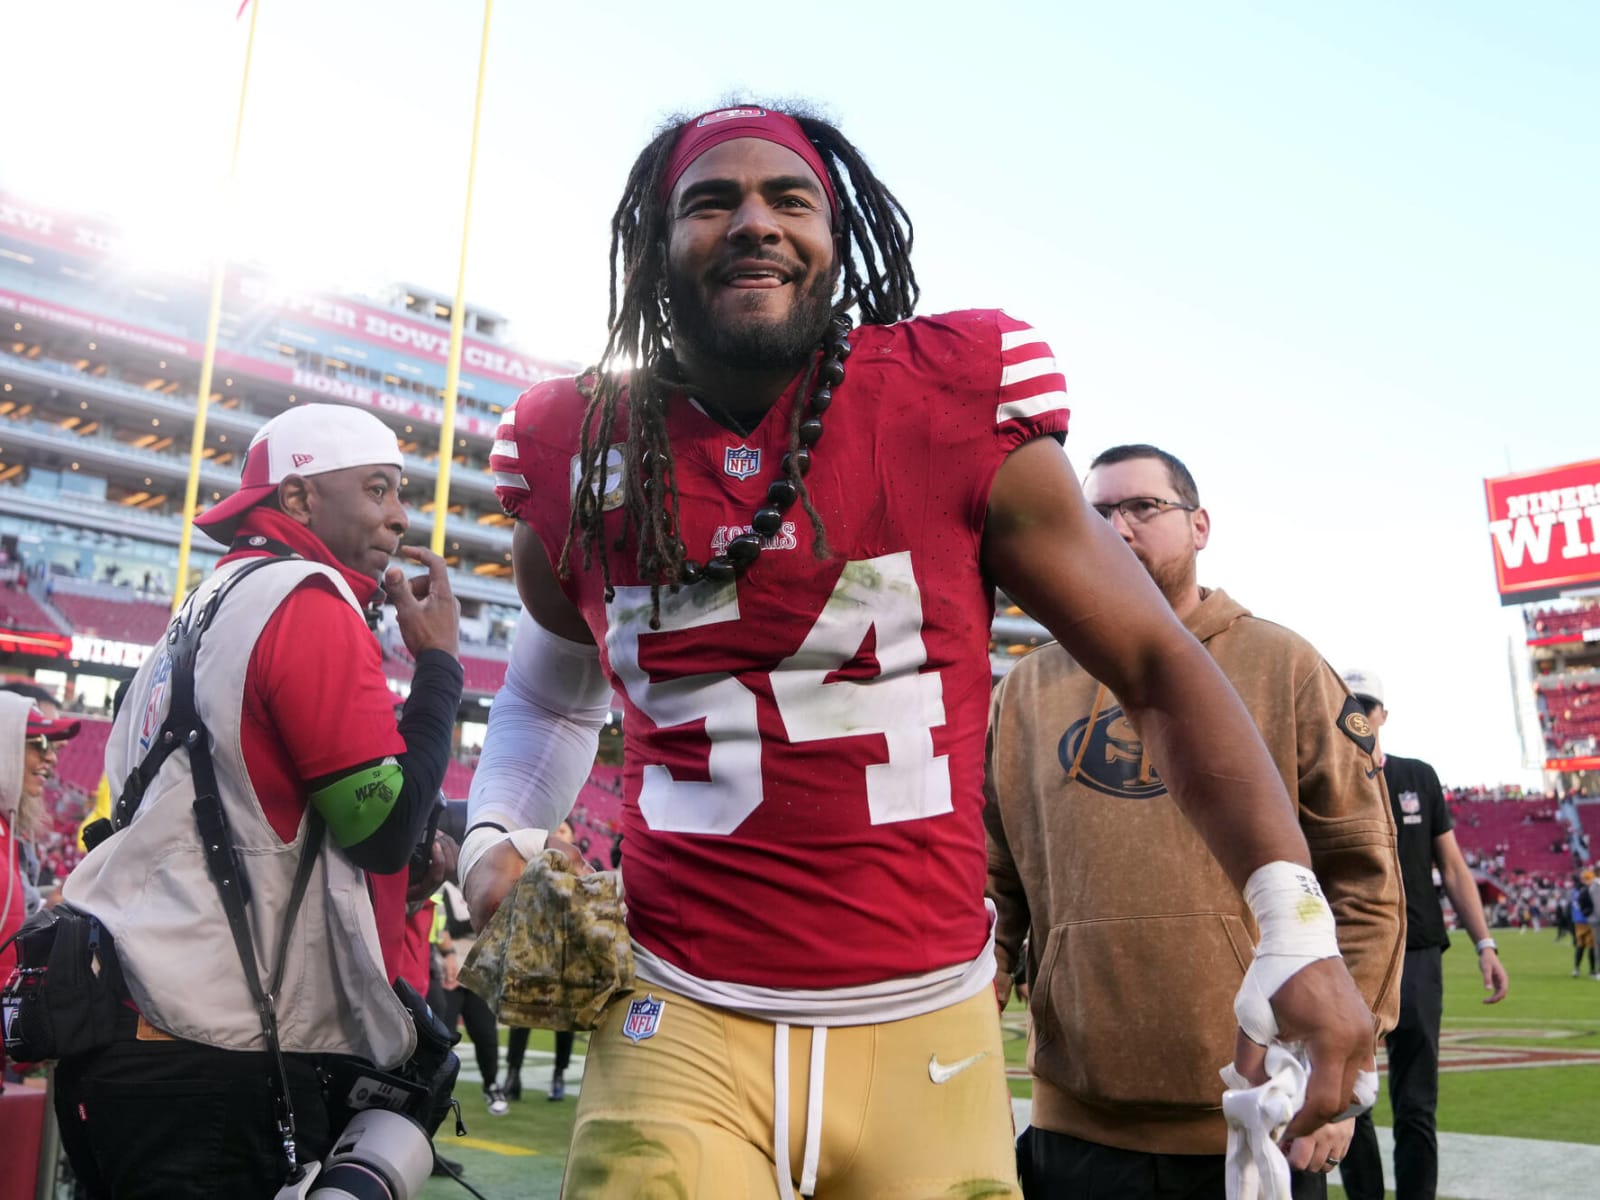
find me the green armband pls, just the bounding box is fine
[310,757,404,848]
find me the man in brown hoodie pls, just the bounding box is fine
[986,443,1404,1199]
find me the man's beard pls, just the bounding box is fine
[1137,548,1197,609]
[666,266,837,372]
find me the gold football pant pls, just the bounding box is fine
[561,984,1020,1200]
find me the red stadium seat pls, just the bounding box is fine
[0,586,62,631]
[51,593,172,646]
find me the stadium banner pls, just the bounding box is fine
[0,287,501,440]
[234,275,567,392]
[0,287,195,360]
[1546,754,1600,772]
[0,194,146,271]
[1484,458,1600,606]
[0,628,73,658]
[0,191,570,393]
[240,357,503,440]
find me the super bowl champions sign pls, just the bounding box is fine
[1484,458,1600,606]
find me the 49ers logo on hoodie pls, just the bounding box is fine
[1056,705,1167,799]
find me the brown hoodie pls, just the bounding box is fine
[985,587,1403,1154]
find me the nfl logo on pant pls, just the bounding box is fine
[623,994,665,1044]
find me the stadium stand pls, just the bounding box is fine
[32,716,114,886]
[49,586,172,646]
[442,759,476,801]
[0,582,66,631]
[1446,789,1570,879]
[461,652,509,694]
[1528,605,1600,640]
[1537,677,1600,754]
[50,715,113,795]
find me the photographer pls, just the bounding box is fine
[55,405,463,1199]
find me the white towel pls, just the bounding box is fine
[1219,1043,1307,1200]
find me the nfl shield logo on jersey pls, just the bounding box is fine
[622,994,664,1044]
[138,651,173,753]
[1400,791,1421,815]
[723,445,761,480]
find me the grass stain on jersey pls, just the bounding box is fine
[562,1119,691,1200]
[945,1180,1018,1199]
[838,557,885,595]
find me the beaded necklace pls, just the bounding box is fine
[678,313,852,585]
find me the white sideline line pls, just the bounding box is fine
[1011,1101,1600,1200]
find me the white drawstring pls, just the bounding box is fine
[772,1023,829,1198]
[773,1023,796,1200]
[799,1027,827,1196]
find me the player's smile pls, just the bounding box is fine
[719,256,794,288]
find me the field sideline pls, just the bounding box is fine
[420,931,1598,1198]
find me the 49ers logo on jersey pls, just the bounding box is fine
[1056,705,1167,799]
[710,521,797,556]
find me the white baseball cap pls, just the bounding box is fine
[195,404,404,544]
[1341,668,1385,707]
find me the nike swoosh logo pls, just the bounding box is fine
[928,1051,990,1085]
[1365,765,1381,779]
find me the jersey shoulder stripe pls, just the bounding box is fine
[995,311,1068,428]
[489,376,588,519]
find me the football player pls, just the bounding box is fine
[464,105,1375,1199]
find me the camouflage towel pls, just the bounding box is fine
[458,849,634,1030]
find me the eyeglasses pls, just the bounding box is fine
[1092,496,1198,524]
[24,735,57,756]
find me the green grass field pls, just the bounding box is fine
[420,932,1600,1198]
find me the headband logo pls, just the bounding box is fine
[697,107,766,127]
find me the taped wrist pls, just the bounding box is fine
[459,824,548,893]
[1234,861,1341,1045]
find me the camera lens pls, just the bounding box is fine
[307,1109,432,1200]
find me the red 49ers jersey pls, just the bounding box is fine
[493,309,1068,989]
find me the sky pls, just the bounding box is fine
[4,1,1595,787]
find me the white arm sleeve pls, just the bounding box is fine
[462,611,611,888]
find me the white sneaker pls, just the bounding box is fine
[485,1083,510,1116]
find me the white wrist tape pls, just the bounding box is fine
[459,825,547,895]
[1234,861,1341,1045]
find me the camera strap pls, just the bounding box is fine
[195,792,323,1181]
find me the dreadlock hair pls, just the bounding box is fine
[560,104,920,628]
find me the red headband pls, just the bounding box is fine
[659,108,839,221]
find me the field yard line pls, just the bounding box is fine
[1010,1101,1599,1200]
[1336,1127,1600,1200]
[454,1136,540,1157]
[1445,1016,1600,1027]
[1440,1057,1600,1070]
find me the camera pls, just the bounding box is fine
[273,980,464,1200]
[274,1109,434,1200]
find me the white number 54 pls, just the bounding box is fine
[605,551,952,835]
